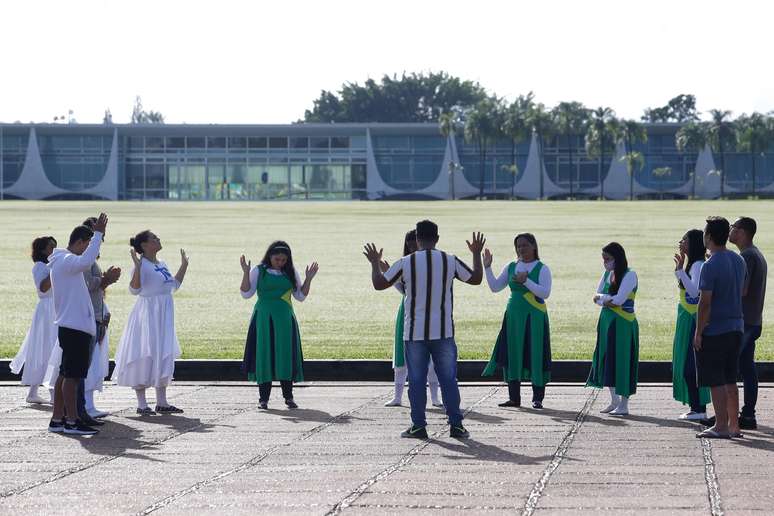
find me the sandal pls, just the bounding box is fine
[136,407,156,416]
[696,429,731,439]
[155,405,184,414]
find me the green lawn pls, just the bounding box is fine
[1,200,771,361]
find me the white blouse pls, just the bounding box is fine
[128,258,181,297]
[241,266,306,301]
[485,260,552,299]
[675,260,704,299]
[32,261,51,299]
[595,270,638,306]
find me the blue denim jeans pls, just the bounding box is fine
[405,337,463,427]
[739,324,762,418]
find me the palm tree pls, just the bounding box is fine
[552,101,589,198]
[675,122,708,198]
[501,93,534,199]
[464,97,502,198]
[585,107,619,199]
[618,119,648,200]
[439,111,461,199]
[735,112,770,196]
[527,103,556,199]
[706,109,737,197]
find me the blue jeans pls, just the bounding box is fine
[405,338,463,427]
[739,324,761,418]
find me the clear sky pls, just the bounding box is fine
[2,0,771,124]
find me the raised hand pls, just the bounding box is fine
[240,255,251,274]
[93,213,108,233]
[180,249,189,267]
[305,262,319,280]
[483,248,493,268]
[466,232,486,255]
[362,243,383,264]
[130,249,141,267]
[379,259,390,273]
[673,252,685,272]
[103,266,121,285]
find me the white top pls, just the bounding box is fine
[32,261,51,299]
[485,260,552,299]
[241,266,306,301]
[675,260,704,299]
[129,258,181,297]
[384,249,473,341]
[595,270,638,306]
[48,231,103,335]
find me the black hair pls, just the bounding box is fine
[31,236,57,263]
[602,242,628,295]
[403,229,417,256]
[69,225,94,247]
[735,216,757,238]
[82,216,98,228]
[130,230,153,254]
[416,220,439,243]
[678,229,706,289]
[260,240,298,290]
[705,216,730,246]
[514,233,540,260]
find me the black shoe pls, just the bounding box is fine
[700,416,716,427]
[498,400,521,407]
[259,401,268,410]
[532,401,544,409]
[285,399,298,409]
[450,424,470,438]
[136,407,156,416]
[48,418,65,433]
[63,420,99,436]
[739,416,757,430]
[401,425,428,439]
[80,415,104,426]
[155,405,184,414]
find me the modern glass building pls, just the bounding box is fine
[2,122,773,200]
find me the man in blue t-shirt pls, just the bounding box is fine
[694,216,746,439]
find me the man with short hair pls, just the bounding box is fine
[694,216,746,439]
[364,220,484,439]
[729,216,767,429]
[47,213,108,436]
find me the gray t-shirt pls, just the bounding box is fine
[741,245,767,326]
[699,249,746,335]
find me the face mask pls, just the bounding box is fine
[603,259,615,271]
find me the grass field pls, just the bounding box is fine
[1,200,771,361]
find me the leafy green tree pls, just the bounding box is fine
[527,103,556,199]
[642,94,699,123]
[464,97,503,198]
[585,107,620,198]
[439,111,463,199]
[501,93,534,199]
[130,96,165,124]
[552,101,589,197]
[618,119,648,200]
[706,109,737,197]
[675,122,709,197]
[735,112,771,195]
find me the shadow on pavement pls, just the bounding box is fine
[430,438,557,465]
[261,407,373,424]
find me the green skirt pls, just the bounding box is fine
[586,308,639,397]
[393,302,405,368]
[671,305,711,406]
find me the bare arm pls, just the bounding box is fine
[39,276,51,293]
[299,262,319,297]
[239,255,252,294]
[129,251,142,293]
[693,290,713,350]
[363,243,392,290]
[175,249,189,286]
[463,232,485,285]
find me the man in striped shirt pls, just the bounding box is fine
[364,220,484,439]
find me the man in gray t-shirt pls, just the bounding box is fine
[730,216,768,429]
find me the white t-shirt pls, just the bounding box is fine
[384,248,473,341]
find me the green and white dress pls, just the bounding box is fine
[587,269,639,397]
[672,261,711,406]
[393,280,406,368]
[242,265,305,384]
[482,260,552,385]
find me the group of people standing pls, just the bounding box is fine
[9,212,766,441]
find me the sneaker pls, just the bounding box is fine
[48,418,65,433]
[400,425,428,439]
[259,401,268,410]
[285,399,298,409]
[532,401,544,409]
[63,420,99,436]
[136,407,156,416]
[600,402,619,414]
[155,405,184,414]
[739,416,757,430]
[450,424,470,438]
[87,408,110,419]
[498,400,520,407]
[679,411,707,421]
[384,398,402,407]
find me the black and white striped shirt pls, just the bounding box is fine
[384,249,473,342]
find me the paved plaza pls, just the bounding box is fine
[1,382,773,515]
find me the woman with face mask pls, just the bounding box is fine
[671,229,710,420]
[587,242,639,416]
[240,241,318,409]
[481,233,552,409]
[113,230,189,415]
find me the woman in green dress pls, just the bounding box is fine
[482,233,552,409]
[240,241,318,409]
[671,229,710,420]
[587,242,639,416]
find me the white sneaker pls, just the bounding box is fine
[600,403,618,413]
[26,395,50,405]
[679,411,707,421]
[610,407,629,416]
[384,399,402,407]
[87,408,110,419]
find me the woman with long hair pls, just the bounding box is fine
[241,241,318,409]
[672,229,710,420]
[482,233,552,409]
[11,236,58,404]
[587,242,639,416]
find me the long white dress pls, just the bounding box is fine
[10,262,58,386]
[112,258,181,389]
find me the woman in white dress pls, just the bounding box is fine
[11,236,58,404]
[113,230,189,415]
